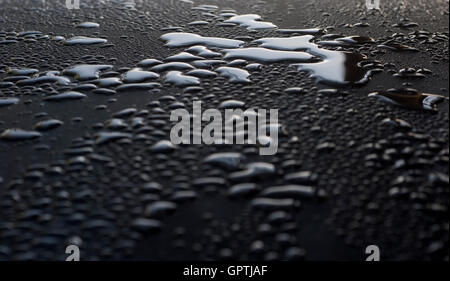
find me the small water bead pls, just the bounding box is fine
[251,198,298,211]
[34,119,64,131]
[52,36,65,42]
[203,152,244,170]
[260,185,316,199]
[284,87,305,94]
[76,22,100,28]
[113,108,137,118]
[145,201,178,218]
[150,140,178,153]
[131,218,161,233]
[188,21,209,26]
[219,99,246,109]
[44,91,86,102]
[95,131,132,145]
[227,183,259,198]
[0,97,20,107]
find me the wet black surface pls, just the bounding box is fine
[0,0,448,261]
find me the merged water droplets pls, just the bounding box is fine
[63,64,113,81]
[216,67,251,83]
[222,48,315,63]
[62,36,107,45]
[0,129,42,141]
[164,71,200,87]
[223,14,278,30]
[161,32,244,48]
[0,97,19,107]
[369,88,448,112]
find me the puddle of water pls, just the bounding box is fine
[253,35,378,85]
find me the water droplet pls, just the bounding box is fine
[76,22,100,28]
[0,129,41,141]
[203,152,244,170]
[34,119,64,131]
[261,185,315,198]
[0,97,19,107]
